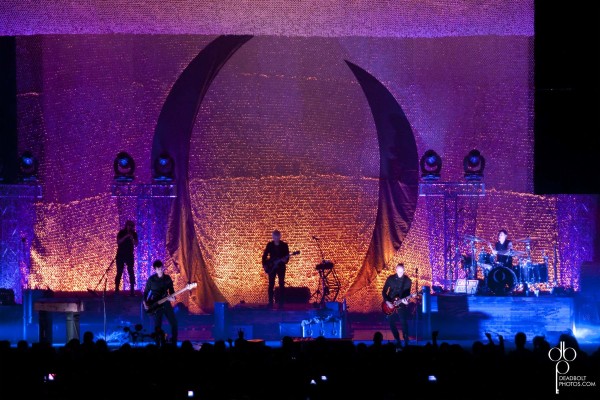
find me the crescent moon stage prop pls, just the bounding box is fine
[344,60,419,298]
[151,38,417,310]
[151,35,253,313]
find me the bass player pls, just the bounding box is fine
[382,263,413,349]
[143,260,178,346]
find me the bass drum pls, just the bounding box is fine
[487,266,517,295]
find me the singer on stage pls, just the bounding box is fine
[115,220,138,296]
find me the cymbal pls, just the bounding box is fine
[496,249,527,256]
[514,236,541,243]
[464,234,487,243]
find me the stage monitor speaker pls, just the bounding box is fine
[324,301,341,314]
[279,322,303,338]
[0,288,15,305]
[213,302,230,340]
[275,286,311,304]
[580,262,600,299]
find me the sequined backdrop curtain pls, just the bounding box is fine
[151,35,253,313]
[15,34,547,313]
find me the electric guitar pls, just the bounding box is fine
[262,251,300,274]
[144,282,197,314]
[381,293,419,315]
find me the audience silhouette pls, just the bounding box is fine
[0,330,598,400]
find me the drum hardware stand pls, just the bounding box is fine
[516,256,528,296]
[453,245,462,281]
[524,241,532,259]
[523,241,532,295]
[481,267,490,294]
[552,240,559,288]
[447,243,460,291]
[522,275,530,296]
[476,247,485,293]
[542,250,551,292]
[467,241,477,280]
[524,241,533,295]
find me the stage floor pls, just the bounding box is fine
[1,290,599,352]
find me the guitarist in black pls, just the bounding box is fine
[382,263,413,349]
[262,230,290,309]
[143,260,178,346]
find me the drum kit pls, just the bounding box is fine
[461,234,549,295]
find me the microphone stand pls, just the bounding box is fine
[103,275,108,340]
[414,266,419,346]
[313,236,326,262]
[90,257,115,296]
[88,257,115,341]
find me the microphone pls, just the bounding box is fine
[312,236,319,240]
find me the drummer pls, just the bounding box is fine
[488,229,514,268]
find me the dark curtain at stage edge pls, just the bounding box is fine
[151,35,253,313]
[344,60,419,298]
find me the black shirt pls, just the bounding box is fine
[262,241,290,269]
[143,273,175,303]
[116,229,138,259]
[382,274,412,302]
[495,240,513,267]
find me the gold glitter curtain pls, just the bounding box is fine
[151,35,253,313]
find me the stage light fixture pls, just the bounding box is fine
[420,149,442,180]
[113,152,135,182]
[18,151,38,182]
[153,152,174,183]
[463,149,485,181]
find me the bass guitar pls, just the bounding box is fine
[144,282,197,314]
[263,251,300,274]
[381,293,419,315]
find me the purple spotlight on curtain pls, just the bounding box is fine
[151,35,253,313]
[344,61,419,297]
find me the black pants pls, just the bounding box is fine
[115,256,135,292]
[388,306,409,346]
[152,303,178,346]
[268,266,286,306]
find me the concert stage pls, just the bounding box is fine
[1,289,596,350]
